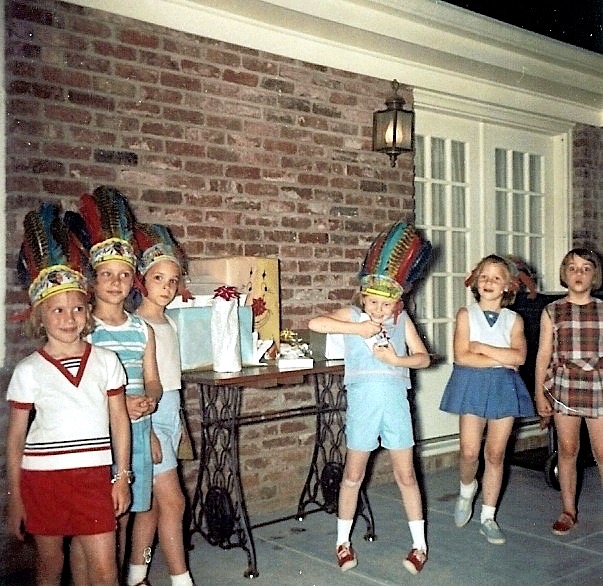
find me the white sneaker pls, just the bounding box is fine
[454,480,478,527]
[480,519,506,544]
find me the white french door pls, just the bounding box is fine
[412,109,566,445]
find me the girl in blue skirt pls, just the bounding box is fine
[440,254,534,545]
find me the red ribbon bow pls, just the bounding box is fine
[213,285,240,301]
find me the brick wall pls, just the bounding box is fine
[4,1,415,367]
[573,124,603,250]
[2,0,412,575]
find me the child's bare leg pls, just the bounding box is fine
[34,535,64,586]
[338,450,370,520]
[73,532,119,586]
[129,507,158,568]
[390,448,422,521]
[154,469,188,575]
[554,414,581,516]
[458,414,487,484]
[481,417,514,507]
[117,512,130,576]
[585,416,603,487]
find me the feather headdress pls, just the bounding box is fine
[359,221,432,300]
[134,222,192,300]
[79,186,137,268]
[16,202,87,307]
[134,223,187,275]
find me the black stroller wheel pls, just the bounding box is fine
[544,452,560,491]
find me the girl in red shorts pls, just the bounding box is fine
[7,206,132,586]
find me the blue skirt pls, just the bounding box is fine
[440,365,535,419]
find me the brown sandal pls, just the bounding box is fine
[552,511,577,535]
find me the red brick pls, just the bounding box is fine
[68,163,116,181]
[42,143,90,160]
[118,29,160,49]
[223,69,259,87]
[160,71,203,92]
[42,104,91,125]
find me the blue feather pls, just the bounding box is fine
[115,192,133,242]
[376,222,412,275]
[64,211,92,251]
[39,202,67,267]
[151,224,176,248]
[404,240,432,286]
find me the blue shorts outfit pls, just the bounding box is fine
[346,379,414,450]
[131,417,153,511]
[152,389,182,475]
[343,307,415,451]
[89,313,154,512]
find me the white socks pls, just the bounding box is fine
[460,479,477,499]
[408,519,427,552]
[336,518,354,546]
[171,571,194,586]
[127,564,147,586]
[128,565,193,585]
[481,504,496,524]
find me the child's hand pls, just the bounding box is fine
[143,396,158,416]
[373,343,398,365]
[112,479,131,517]
[535,391,553,419]
[151,429,163,464]
[357,320,381,339]
[125,395,150,420]
[7,493,26,541]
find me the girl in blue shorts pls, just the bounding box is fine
[309,222,432,576]
[129,236,195,586]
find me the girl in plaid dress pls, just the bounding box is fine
[535,248,603,535]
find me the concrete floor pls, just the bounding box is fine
[4,462,601,585]
[151,462,602,586]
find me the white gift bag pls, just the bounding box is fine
[211,296,242,372]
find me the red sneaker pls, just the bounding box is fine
[403,548,427,575]
[552,511,577,535]
[336,542,358,572]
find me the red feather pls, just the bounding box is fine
[66,232,88,275]
[133,223,157,255]
[79,192,105,244]
[391,234,421,285]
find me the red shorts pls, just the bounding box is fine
[21,466,117,536]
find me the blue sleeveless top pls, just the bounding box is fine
[89,313,148,397]
[343,305,411,388]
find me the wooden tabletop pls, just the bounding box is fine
[181,360,344,388]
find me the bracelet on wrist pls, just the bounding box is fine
[111,469,134,484]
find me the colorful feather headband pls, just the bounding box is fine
[359,221,432,300]
[16,202,88,308]
[134,222,192,300]
[79,185,137,269]
[134,223,187,275]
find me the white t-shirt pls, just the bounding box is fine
[7,343,126,471]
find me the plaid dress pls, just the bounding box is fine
[544,297,603,418]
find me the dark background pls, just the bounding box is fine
[443,1,603,55]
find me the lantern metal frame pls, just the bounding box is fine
[372,79,414,167]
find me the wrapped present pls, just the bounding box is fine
[211,286,242,373]
[166,305,253,371]
[189,256,280,348]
